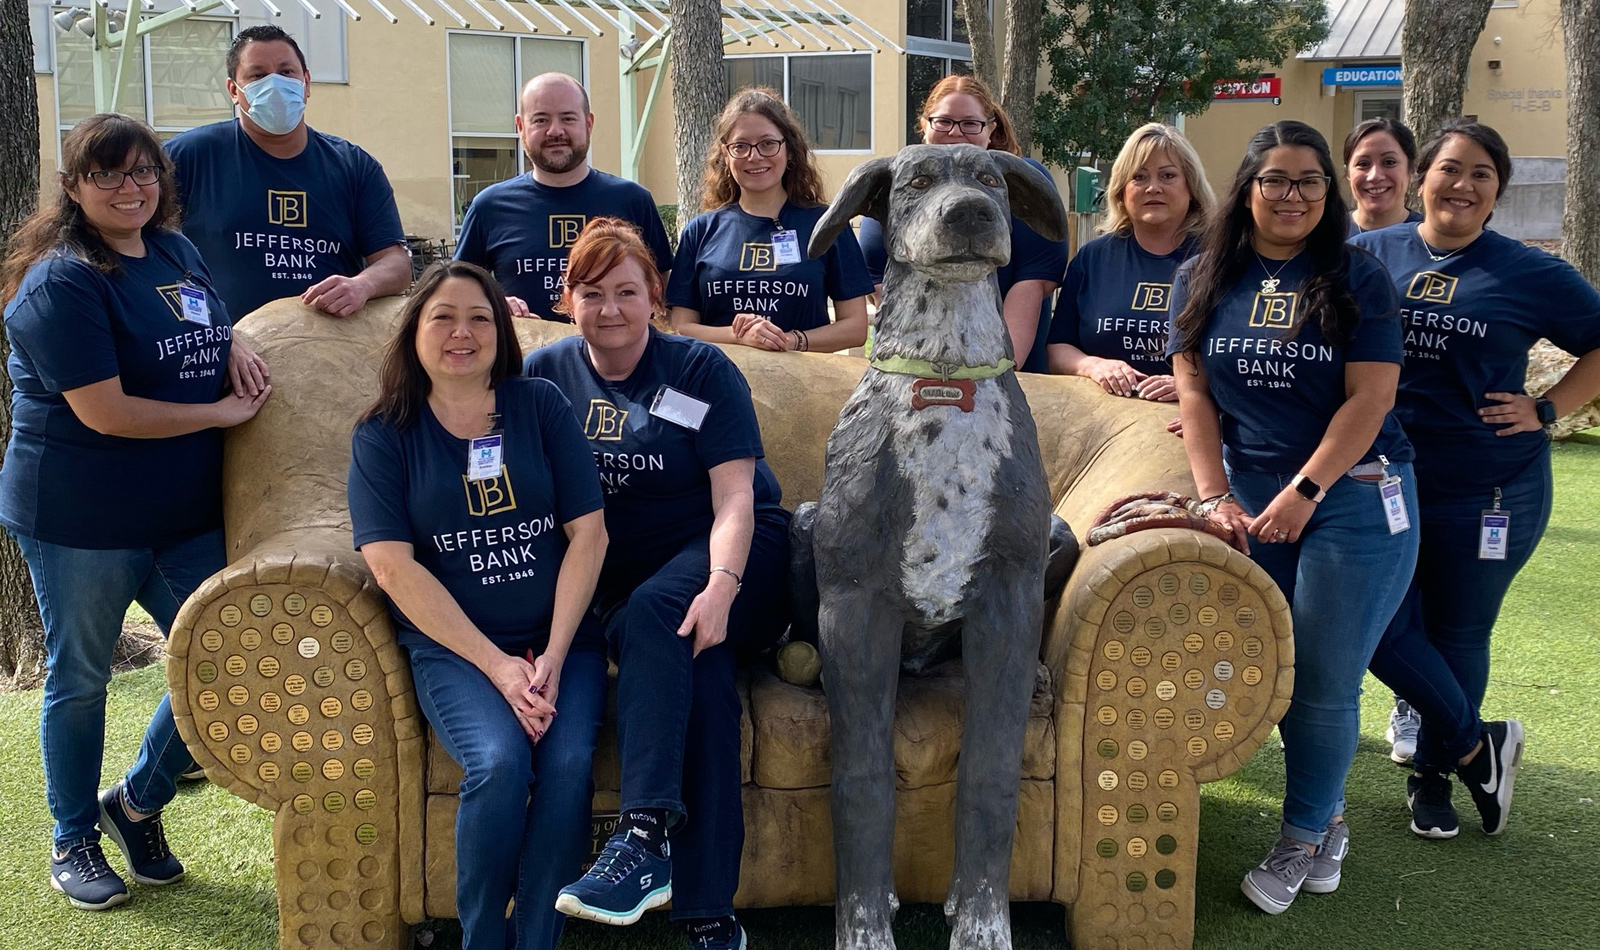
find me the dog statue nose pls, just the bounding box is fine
[941,197,998,229]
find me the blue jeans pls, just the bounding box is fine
[595,508,791,919]
[1368,454,1551,772]
[1229,465,1420,845]
[12,527,222,848]
[408,639,608,950]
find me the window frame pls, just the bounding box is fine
[721,50,876,155]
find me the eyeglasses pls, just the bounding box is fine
[724,139,785,160]
[926,116,993,135]
[84,165,161,190]
[1254,174,1330,202]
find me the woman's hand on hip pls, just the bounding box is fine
[676,570,739,657]
[1479,392,1543,435]
[1248,488,1315,546]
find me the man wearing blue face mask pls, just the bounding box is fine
[165,26,411,319]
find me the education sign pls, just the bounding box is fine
[1322,66,1403,87]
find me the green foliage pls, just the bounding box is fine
[1035,0,1330,169]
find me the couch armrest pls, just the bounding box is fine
[167,534,425,950]
[1041,527,1292,950]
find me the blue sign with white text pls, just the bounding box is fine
[1323,65,1403,86]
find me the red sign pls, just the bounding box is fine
[1213,77,1282,100]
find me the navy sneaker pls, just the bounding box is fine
[1459,719,1524,835]
[50,839,130,911]
[98,783,185,885]
[687,916,747,950]
[1406,772,1460,839]
[555,829,671,925]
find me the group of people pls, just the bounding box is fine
[3,20,1597,948]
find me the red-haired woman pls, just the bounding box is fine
[529,218,791,950]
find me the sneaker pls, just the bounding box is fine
[1240,837,1314,915]
[1302,819,1348,894]
[1406,772,1460,839]
[49,839,130,911]
[97,783,185,885]
[554,829,671,925]
[1385,700,1421,765]
[1458,719,1524,835]
[686,916,747,950]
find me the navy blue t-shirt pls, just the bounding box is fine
[667,202,874,334]
[524,330,783,570]
[454,169,673,321]
[1351,225,1600,491]
[858,158,1068,372]
[166,121,406,319]
[1166,247,1413,473]
[1047,232,1197,376]
[1346,208,1423,239]
[0,232,232,548]
[347,377,604,654]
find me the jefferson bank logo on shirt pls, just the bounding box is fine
[1405,271,1458,305]
[156,284,186,320]
[739,243,779,272]
[549,215,587,249]
[1249,291,1298,329]
[1130,282,1172,312]
[267,190,308,228]
[462,467,518,517]
[584,399,628,441]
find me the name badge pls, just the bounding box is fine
[1479,510,1510,561]
[178,283,211,326]
[771,230,802,266]
[650,386,710,431]
[466,434,503,481]
[1379,476,1410,535]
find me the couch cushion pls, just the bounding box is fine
[748,660,1056,791]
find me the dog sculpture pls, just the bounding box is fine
[803,144,1068,950]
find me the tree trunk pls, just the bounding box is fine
[1563,0,1600,285]
[960,0,999,93]
[1000,0,1045,154]
[670,0,724,218]
[1401,0,1494,141]
[0,0,45,687]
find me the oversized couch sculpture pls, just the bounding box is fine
[166,299,1293,950]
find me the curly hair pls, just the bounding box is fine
[918,74,1020,156]
[700,88,828,211]
[2,113,180,306]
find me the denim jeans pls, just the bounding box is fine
[594,508,791,919]
[12,527,222,848]
[1228,464,1420,845]
[1368,453,1552,772]
[408,639,609,950]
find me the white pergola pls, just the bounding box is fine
[55,0,904,181]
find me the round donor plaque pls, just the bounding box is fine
[321,697,343,718]
[331,630,354,653]
[353,758,376,780]
[1157,573,1179,596]
[344,658,367,681]
[1188,573,1210,596]
[1158,770,1179,790]
[354,789,377,810]
[1097,770,1119,791]
[284,674,307,696]
[292,794,314,815]
[240,629,262,650]
[351,690,374,712]
[1097,805,1119,826]
[323,759,345,781]
[355,824,378,846]
[272,623,294,645]
[1128,771,1148,792]
[283,593,306,615]
[313,667,336,688]
[228,685,250,706]
[1097,706,1118,726]
[288,704,311,726]
[1096,839,1117,859]
[200,630,223,652]
[352,723,374,746]
[311,605,334,628]
[220,605,243,627]
[249,594,272,617]
[197,690,220,712]
[1132,586,1154,608]
[298,637,321,659]
[258,656,281,678]
[195,661,217,683]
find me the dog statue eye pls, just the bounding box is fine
[908,175,933,189]
[977,173,1001,187]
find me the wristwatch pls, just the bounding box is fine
[1289,473,1326,503]
[1535,397,1558,427]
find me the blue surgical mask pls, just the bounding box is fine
[241,73,306,135]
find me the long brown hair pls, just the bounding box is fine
[700,88,827,212]
[361,261,523,430]
[2,113,180,305]
[918,74,1020,156]
[554,217,669,329]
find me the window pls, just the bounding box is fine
[903,1,980,145]
[29,1,51,74]
[722,53,873,152]
[446,32,585,230]
[905,55,972,146]
[907,0,978,44]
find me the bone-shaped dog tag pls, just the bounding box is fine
[910,378,975,412]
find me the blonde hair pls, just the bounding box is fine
[1100,123,1214,238]
[918,75,1020,156]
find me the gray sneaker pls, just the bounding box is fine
[1386,699,1421,765]
[1241,836,1314,914]
[1302,819,1348,894]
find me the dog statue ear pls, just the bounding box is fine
[807,156,894,260]
[989,152,1068,243]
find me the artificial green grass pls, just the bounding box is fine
[1,438,1596,949]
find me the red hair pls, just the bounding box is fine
[918,74,1020,156]
[555,217,667,321]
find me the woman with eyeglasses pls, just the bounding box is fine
[858,75,1069,371]
[1169,121,1419,915]
[1352,121,1600,842]
[0,113,270,911]
[667,88,874,353]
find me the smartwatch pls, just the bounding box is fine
[1290,473,1326,503]
[1535,397,1557,427]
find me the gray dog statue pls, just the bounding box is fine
[802,144,1068,950]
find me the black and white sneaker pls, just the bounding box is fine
[98,783,185,885]
[1458,719,1524,835]
[50,839,130,911]
[1406,771,1460,839]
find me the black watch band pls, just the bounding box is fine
[1535,397,1557,426]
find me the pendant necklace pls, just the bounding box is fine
[1254,251,1297,294]
[1418,230,1463,263]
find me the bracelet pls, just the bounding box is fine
[1195,492,1235,517]
[788,329,800,351]
[709,565,743,592]
[797,328,809,352]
